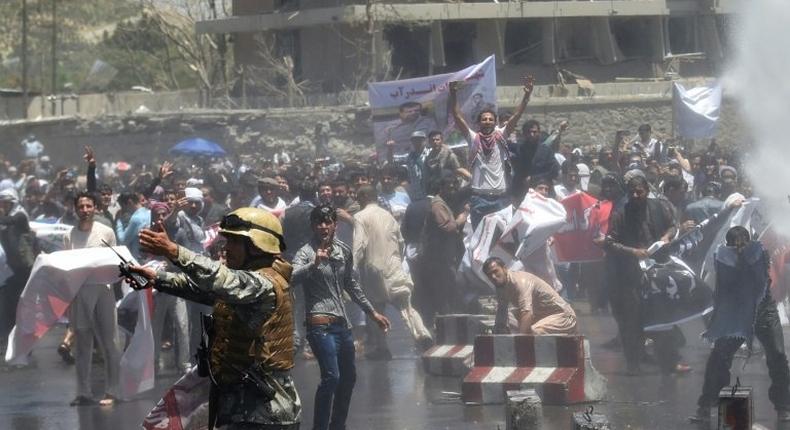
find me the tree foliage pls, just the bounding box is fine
[0,0,230,94]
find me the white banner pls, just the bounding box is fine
[30,221,72,253]
[5,246,135,364]
[368,55,497,157]
[673,81,723,139]
[462,190,568,287]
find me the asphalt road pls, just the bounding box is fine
[1,301,788,430]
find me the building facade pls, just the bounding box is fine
[198,0,735,94]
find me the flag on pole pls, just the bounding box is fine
[673,81,723,139]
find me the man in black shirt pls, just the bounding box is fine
[601,175,686,375]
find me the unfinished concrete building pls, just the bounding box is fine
[197,0,735,94]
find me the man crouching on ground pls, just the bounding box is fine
[483,257,577,335]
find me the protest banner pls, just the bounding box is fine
[553,192,612,263]
[464,190,567,287]
[368,55,497,157]
[4,247,153,393]
[5,246,157,398]
[30,221,72,252]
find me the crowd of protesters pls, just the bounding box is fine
[0,78,775,426]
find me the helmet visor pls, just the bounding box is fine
[220,214,286,251]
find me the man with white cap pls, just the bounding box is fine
[170,187,207,254]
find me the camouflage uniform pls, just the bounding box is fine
[156,246,301,430]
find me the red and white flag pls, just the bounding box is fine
[4,246,157,398]
[5,246,137,364]
[553,192,612,263]
[142,366,211,430]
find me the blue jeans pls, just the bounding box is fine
[306,321,356,430]
[469,193,510,229]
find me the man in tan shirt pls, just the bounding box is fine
[353,186,432,358]
[483,257,577,335]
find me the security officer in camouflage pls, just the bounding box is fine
[128,207,301,430]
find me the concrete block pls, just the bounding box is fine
[505,389,542,430]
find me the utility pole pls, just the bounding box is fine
[50,0,57,115]
[208,0,228,101]
[21,0,29,118]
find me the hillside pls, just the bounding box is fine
[0,0,214,93]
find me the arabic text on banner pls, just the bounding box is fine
[368,55,497,157]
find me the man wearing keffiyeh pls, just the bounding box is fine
[448,75,534,228]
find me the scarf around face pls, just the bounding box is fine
[475,128,504,154]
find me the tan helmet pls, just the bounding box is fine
[219,207,285,254]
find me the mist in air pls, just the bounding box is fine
[732,0,790,235]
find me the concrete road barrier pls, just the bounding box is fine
[462,334,607,405]
[421,314,494,376]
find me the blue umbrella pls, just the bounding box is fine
[170,138,227,157]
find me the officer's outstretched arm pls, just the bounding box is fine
[139,227,275,305]
[158,246,276,306]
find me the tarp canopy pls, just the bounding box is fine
[170,138,227,157]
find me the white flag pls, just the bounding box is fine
[118,288,155,399]
[673,81,723,139]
